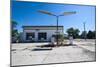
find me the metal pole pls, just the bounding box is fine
[56,16,59,46]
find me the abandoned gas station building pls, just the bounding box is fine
[21,26,63,42]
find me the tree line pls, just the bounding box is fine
[66,27,96,39]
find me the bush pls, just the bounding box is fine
[52,34,64,45]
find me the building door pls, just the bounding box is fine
[38,32,47,41]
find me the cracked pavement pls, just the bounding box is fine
[11,39,96,66]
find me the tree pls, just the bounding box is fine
[87,30,96,39]
[80,31,87,39]
[74,29,80,38]
[92,31,96,39]
[11,20,19,42]
[12,20,18,30]
[66,27,80,39]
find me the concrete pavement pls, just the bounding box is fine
[11,40,95,66]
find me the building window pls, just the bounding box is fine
[26,33,35,40]
[38,32,47,40]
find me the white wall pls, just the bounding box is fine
[23,29,63,41]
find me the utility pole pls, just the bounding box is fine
[83,22,86,40]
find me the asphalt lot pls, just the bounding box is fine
[11,39,96,66]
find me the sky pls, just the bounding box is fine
[11,1,96,34]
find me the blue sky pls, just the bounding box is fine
[11,1,96,34]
